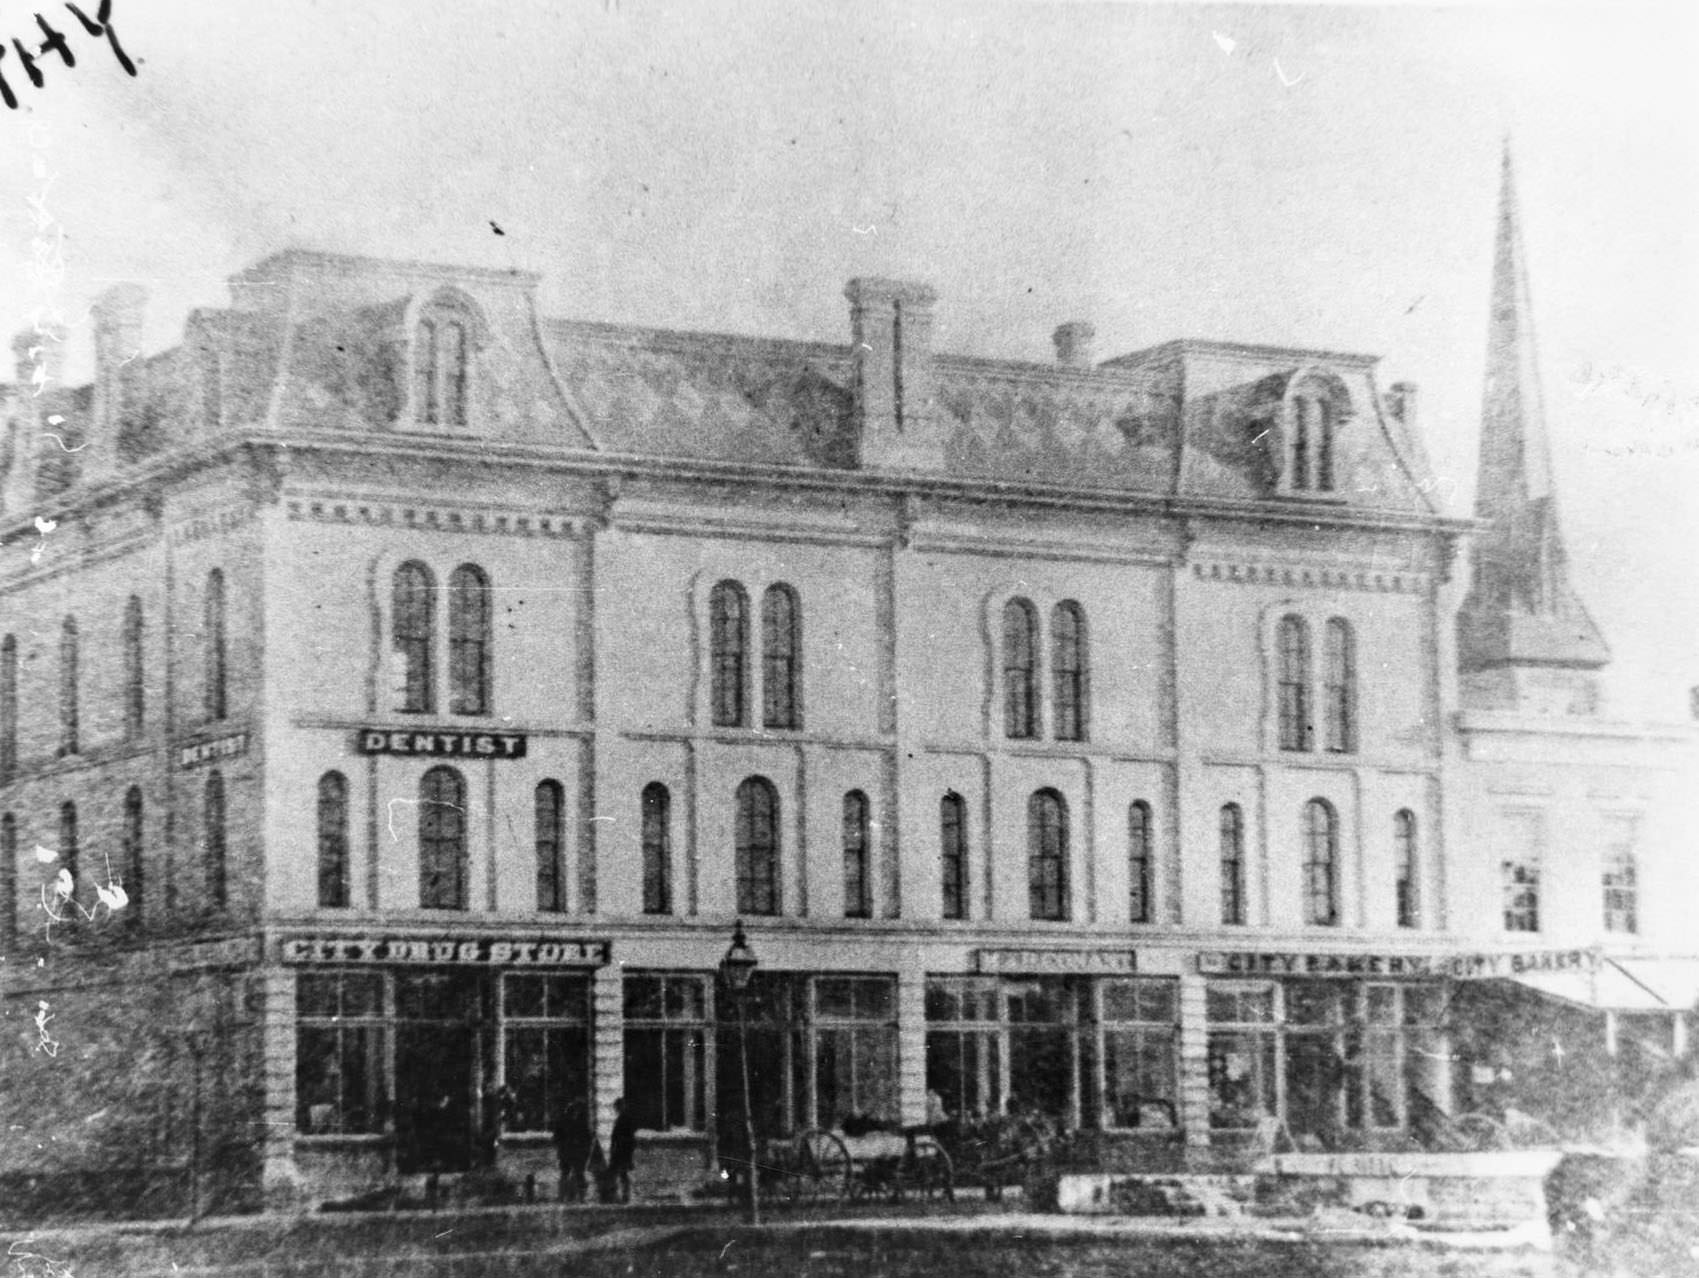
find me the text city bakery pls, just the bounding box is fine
[1197,947,1598,980]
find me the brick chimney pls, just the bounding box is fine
[845,277,944,470]
[1052,321,1096,369]
[1385,381,1418,432]
[88,283,147,483]
[1,327,64,512]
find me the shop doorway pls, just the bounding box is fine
[394,970,488,1174]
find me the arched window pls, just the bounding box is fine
[1128,800,1153,923]
[414,314,471,427]
[317,772,349,909]
[205,770,227,910]
[58,616,78,757]
[448,564,492,716]
[1027,788,1070,921]
[641,783,672,915]
[734,776,779,916]
[535,780,564,913]
[0,634,15,780]
[1220,803,1246,926]
[1393,809,1419,929]
[59,800,77,893]
[414,316,438,424]
[1290,396,1312,491]
[762,583,802,730]
[204,569,227,721]
[1,812,16,951]
[1052,601,1088,742]
[393,561,435,714]
[842,790,871,919]
[1290,392,1337,492]
[940,792,968,921]
[419,766,467,909]
[1277,615,1311,752]
[441,320,468,426]
[123,787,144,929]
[123,596,144,738]
[1003,598,1039,739]
[1323,618,1356,754]
[1302,799,1339,926]
[709,581,749,728]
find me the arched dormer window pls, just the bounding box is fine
[1281,372,1350,496]
[413,295,476,427]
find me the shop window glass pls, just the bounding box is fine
[1051,601,1088,742]
[448,564,492,716]
[392,561,435,714]
[761,583,801,730]
[624,973,708,1133]
[502,973,591,1135]
[641,783,672,915]
[924,977,1002,1123]
[1005,976,1076,1122]
[1099,978,1178,1130]
[812,975,897,1127]
[296,972,387,1134]
[1002,597,1038,739]
[317,771,349,909]
[535,779,564,913]
[842,790,871,919]
[709,581,749,728]
[1206,982,1278,1130]
[419,766,467,910]
[940,792,968,921]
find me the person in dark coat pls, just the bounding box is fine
[552,1099,593,1203]
[606,1096,636,1203]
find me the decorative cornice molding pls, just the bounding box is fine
[1190,559,1429,595]
[284,497,584,538]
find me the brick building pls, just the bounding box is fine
[1,152,1694,1210]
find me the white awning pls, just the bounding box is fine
[1511,957,1699,1013]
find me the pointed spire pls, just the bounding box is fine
[1459,141,1610,698]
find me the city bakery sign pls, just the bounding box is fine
[281,934,610,967]
[1197,947,1598,981]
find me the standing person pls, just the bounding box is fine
[607,1096,637,1204]
[552,1099,592,1203]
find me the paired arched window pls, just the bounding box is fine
[940,792,968,921]
[1027,788,1070,922]
[1003,598,1039,739]
[1323,619,1356,753]
[734,776,780,916]
[1393,809,1419,929]
[1052,601,1089,742]
[0,633,15,780]
[1288,390,1338,493]
[393,561,436,714]
[1276,615,1311,752]
[204,569,227,721]
[1128,800,1153,924]
[419,766,468,909]
[449,565,492,716]
[123,787,144,929]
[1,812,17,950]
[1302,798,1339,926]
[59,800,78,891]
[709,581,749,728]
[414,312,470,427]
[317,772,349,909]
[205,771,227,910]
[123,596,144,738]
[1219,803,1246,926]
[641,783,672,915]
[762,584,802,730]
[58,616,78,757]
[535,780,565,912]
[843,790,871,919]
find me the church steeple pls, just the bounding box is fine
[1458,142,1610,713]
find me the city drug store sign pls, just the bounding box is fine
[1197,947,1598,981]
[280,934,611,967]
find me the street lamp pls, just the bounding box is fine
[720,919,760,1225]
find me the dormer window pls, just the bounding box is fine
[1279,371,1351,497]
[413,300,473,427]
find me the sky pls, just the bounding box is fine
[1,0,1694,718]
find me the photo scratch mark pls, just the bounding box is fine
[33,1000,59,1056]
[1273,58,1304,87]
[40,432,86,452]
[1212,31,1236,56]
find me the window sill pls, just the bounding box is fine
[295,1133,389,1146]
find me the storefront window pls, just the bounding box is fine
[296,972,387,1135]
[1206,982,1278,1131]
[925,977,1002,1122]
[501,973,590,1135]
[813,976,897,1127]
[624,973,708,1134]
[1097,978,1178,1130]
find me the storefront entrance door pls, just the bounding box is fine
[1284,1032,1346,1147]
[393,970,487,1174]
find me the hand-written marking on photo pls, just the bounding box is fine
[0,1,135,110]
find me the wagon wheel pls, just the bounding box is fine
[1447,1112,1510,1151]
[793,1128,852,1203]
[913,1140,955,1203]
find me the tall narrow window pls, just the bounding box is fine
[123,596,144,739]
[842,790,871,919]
[1277,615,1311,752]
[0,634,15,781]
[448,564,492,716]
[59,801,77,895]
[535,780,564,913]
[1302,798,1339,926]
[641,783,672,915]
[1219,804,1246,926]
[393,561,435,714]
[419,766,467,910]
[1313,398,1336,492]
[317,772,349,909]
[709,581,749,728]
[734,776,780,916]
[1128,800,1153,924]
[58,616,78,757]
[1602,817,1638,935]
[762,583,802,730]
[940,792,968,921]
[414,317,438,424]
[1323,618,1356,754]
[1291,396,1313,490]
[1393,809,1419,929]
[1052,601,1088,742]
[441,320,468,427]
[1502,813,1542,933]
[201,346,222,433]
[205,770,227,910]
[1,812,16,951]
[1003,598,1039,739]
[123,787,144,929]
[1027,788,1069,922]
[204,569,227,722]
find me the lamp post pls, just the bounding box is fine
[719,919,760,1225]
